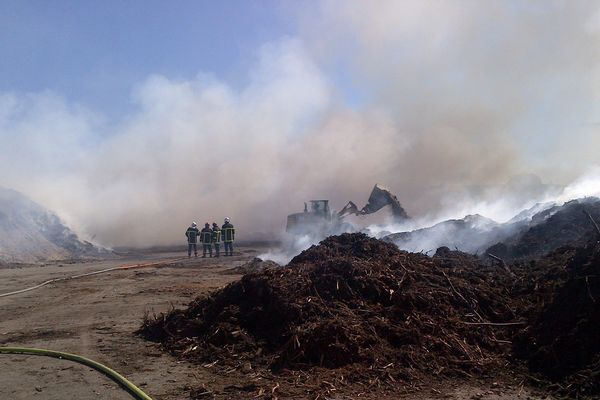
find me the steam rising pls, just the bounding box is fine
[1,2,599,247]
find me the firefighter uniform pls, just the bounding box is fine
[185,223,199,257]
[201,223,213,257]
[211,223,221,257]
[222,219,235,256]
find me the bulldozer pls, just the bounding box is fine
[286,184,409,235]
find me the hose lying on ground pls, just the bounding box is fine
[0,346,154,400]
[0,257,187,298]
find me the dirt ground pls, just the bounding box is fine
[0,247,550,400]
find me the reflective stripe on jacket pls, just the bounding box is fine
[185,227,199,243]
[201,228,213,244]
[212,229,221,243]
[222,223,235,242]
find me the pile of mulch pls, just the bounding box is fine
[514,241,600,398]
[139,233,524,383]
[221,257,280,275]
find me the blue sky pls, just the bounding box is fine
[0,0,298,117]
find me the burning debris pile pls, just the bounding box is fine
[140,231,600,398]
[140,233,523,382]
[385,197,600,262]
[0,187,109,263]
[486,198,600,261]
[221,257,280,275]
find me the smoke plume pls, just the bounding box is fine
[1,2,599,247]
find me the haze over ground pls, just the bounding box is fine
[1,1,599,247]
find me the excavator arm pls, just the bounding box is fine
[337,201,361,218]
[337,184,409,221]
[287,184,408,233]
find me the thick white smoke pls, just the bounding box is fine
[0,39,402,246]
[1,2,599,248]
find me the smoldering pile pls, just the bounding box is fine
[140,233,525,383]
[221,257,280,275]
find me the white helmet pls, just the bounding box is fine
[192,221,197,227]
[224,217,230,223]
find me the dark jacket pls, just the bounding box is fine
[221,222,235,242]
[201,227,213,244]
[185,226,199,244]
[211,228,221,243]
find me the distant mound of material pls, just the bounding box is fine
[383,198,600,261]
[383,214,517,254]
[486,198,600,260]
[0,187,108,263]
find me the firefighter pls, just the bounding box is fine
[211,222,221,257]
[222,217,235,256]
[201,222,213,258]
[185,222,199,258]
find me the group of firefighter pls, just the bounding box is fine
[185,217,235,258]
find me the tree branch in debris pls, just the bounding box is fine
[487,253,515,277]
[582,207,600,238]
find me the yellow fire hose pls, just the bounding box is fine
[0,258,193,396]
[0,346,154,400]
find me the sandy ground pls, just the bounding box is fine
[0,247,550,400]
